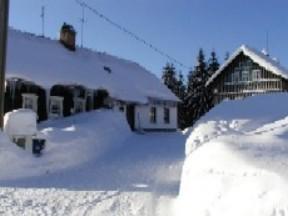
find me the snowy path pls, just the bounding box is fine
[0,132,186,215]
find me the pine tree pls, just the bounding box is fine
[161,63,178,92]
[175,72,187,129]
[207,50,220,77]
[205,50,220,111]
[186,49,210,126]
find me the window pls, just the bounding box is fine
[252,69,261,81]
[150,107,157,124]
[22,93,38,113]
[74,97,85,113]
[49,96,63,117]
[164,108,170,124]
[242,70,249,82]
[232,70,240,83]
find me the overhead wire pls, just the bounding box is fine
[75,0,190,69]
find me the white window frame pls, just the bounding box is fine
[232,70,240,83]
[22,93,38,114]
[49,96,64,118]
[242,70,249,82]
[252,69,261,81]
[73,97,86,113]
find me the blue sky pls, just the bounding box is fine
[9,0,288,78]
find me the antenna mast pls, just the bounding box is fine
[40,5,45,36]
[80,3,86,47]
[265,31,269,56]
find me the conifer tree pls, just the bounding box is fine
[175,72,187,129]
[161,63,178,92]
[162,63,188,129]
[206,50,220,110]
[186,49,210,126]
[207,50,220,77]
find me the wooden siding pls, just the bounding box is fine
[209,53,288,104]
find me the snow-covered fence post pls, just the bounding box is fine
[0,0,9,129]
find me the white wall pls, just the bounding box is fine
[134,104,177,130]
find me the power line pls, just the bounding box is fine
[79,2,86,48]
[75,0,190,69]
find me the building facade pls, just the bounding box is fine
[206,45,288,104]
[6,24,179,131]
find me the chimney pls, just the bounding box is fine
[59,22,76,51]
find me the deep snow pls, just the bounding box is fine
[0,110,186,215]
[3,93,288,215]
[177,93,288,216]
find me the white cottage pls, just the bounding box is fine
[6,24,179,131]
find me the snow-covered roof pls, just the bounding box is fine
[206,45,288,86]
[6,29,179,103]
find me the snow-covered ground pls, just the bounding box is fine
[3,93,288,215]
[177,93,288,216]
[0,110,186,215]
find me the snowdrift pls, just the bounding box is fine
[176,93,288,216]
[0,110,131,180]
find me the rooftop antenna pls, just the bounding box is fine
[80,2,86,47]
[40,5,45,37]
[265,31,270,56]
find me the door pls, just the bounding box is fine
[126,104,135,131]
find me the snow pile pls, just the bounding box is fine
[0,110,131,180]
[176,93,288,216]
[6,29,178,103]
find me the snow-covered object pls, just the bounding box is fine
[176,93,288,216]
[206,45,288,86]
[6,29,178,103]
[4,109,37,138]
[0,110,131,180]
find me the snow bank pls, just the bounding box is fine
[176,93,288,216]
[0,110,131,180]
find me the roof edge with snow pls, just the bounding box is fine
[206,45,288,86]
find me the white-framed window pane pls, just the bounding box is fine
[242,70,249,81]
[74,98,85,113]
[24,97,34,109]
[22,94,38,113]
[233,71,240,82]
[252,69,261,80]
[49,96,63,117]
[51,101,60,114]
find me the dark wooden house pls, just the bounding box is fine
[206,45,288,105]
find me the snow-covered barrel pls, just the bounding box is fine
[4,109,37,139]
[3,109,45,155]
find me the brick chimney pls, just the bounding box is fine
[60,22,76,51]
